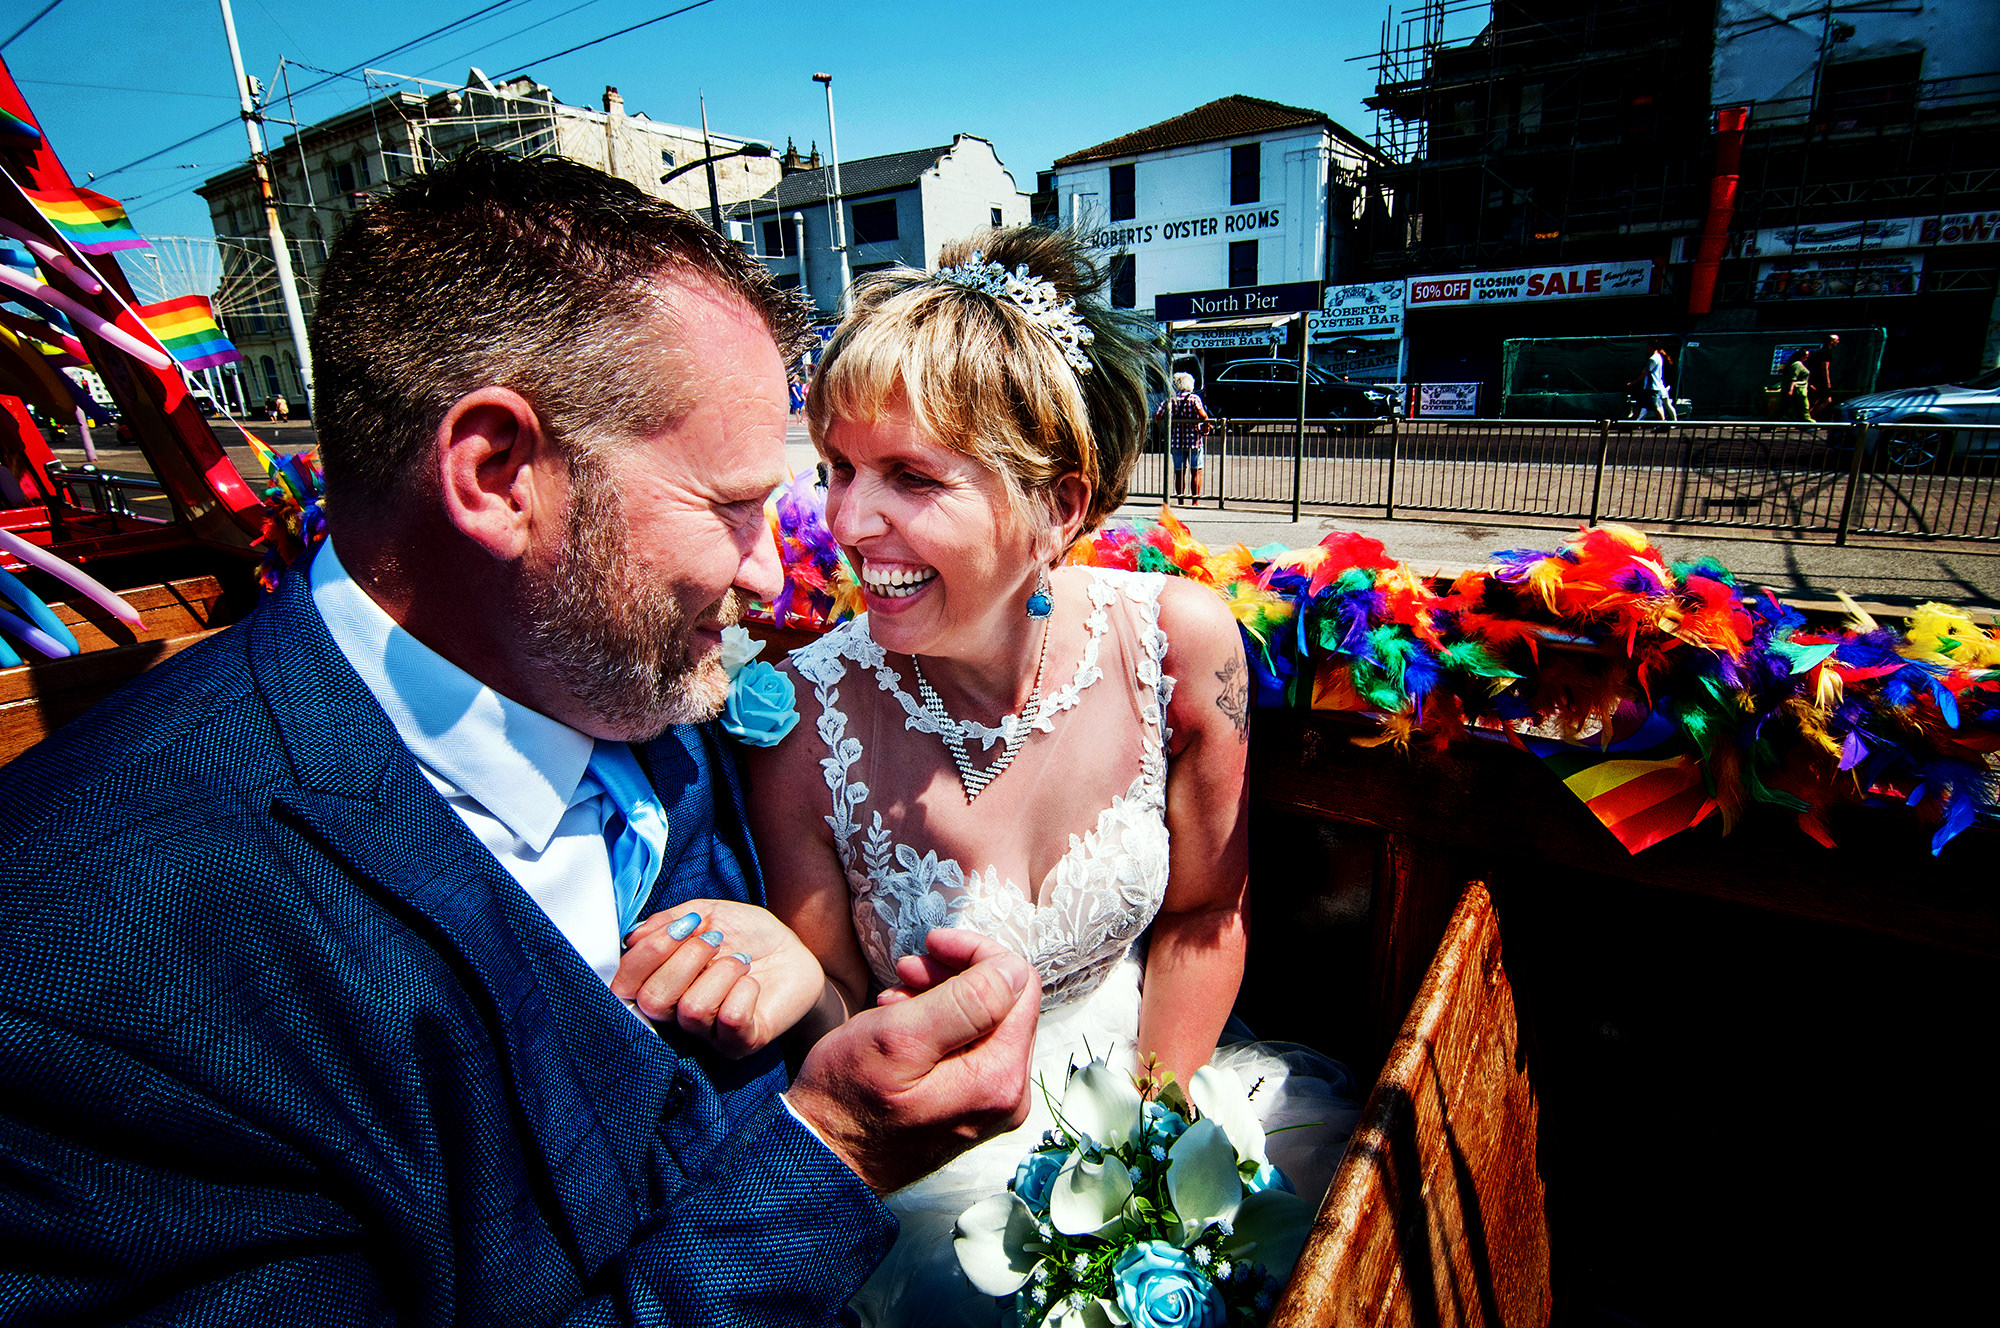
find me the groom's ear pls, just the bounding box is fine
[436,386,568,564]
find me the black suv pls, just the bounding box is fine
[1200,359,1393,421]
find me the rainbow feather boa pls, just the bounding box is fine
[752,499,1999,856]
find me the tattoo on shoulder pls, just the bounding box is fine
[1214,656,1250,741]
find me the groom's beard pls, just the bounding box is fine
[519,450,741,741]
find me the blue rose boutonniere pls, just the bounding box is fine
[718,626,799,747]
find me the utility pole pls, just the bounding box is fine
[218,0,313,407]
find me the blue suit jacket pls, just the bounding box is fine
[0,564,893,1325]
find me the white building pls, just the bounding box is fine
[724,134,1030,317]
[1045,96,1382,316]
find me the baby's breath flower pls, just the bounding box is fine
[1215,1218,1235,1238]
[1149,1144,1167,1161]
[1192,1246,1212,1266]
[1030,1285,1048,1305]
[1128,1165,1144,1183]
[1033,1264,1050,1283]
[1071,1253,1090,1277]
[1214,1259,1233,1281]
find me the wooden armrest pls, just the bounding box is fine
[1272,882,1549,1328]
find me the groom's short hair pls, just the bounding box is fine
[309,148,810,518]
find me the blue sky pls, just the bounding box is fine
[6,0,1404,244]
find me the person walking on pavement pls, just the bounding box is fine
[1807,333,1840,421]
[1782,350,1814,422]
[1632,341,1676,421]
[1153,371,1212,504]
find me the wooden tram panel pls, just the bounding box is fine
[0,576,240,764]
[1271,883,1547,1328]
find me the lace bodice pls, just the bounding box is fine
[790,569,1175,1009]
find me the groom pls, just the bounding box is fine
[0,151,1037,1324]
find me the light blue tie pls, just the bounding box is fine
[585,740,670,936]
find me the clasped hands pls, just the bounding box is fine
[614,905,1038,1194]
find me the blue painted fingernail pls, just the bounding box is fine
[667,912,702,941]
[729,952,753,965]
[699,929,725,947]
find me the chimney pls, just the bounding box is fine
[603,87,623,179]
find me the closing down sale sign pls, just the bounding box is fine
[1408,259,1659,307]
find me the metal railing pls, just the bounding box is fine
[1135,419,2000,543]
[44,463,167,520]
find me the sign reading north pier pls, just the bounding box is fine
[1155,281,1321,322]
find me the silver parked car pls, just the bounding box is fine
[1840,367,2000,468]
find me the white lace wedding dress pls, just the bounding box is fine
[789,568,1358,1328]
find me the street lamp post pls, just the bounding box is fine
[812,73,852,307]
[661,141,772,232]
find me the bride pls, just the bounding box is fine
[617,227,1353,1326]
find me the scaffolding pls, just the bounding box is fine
[1362,0,1713,272]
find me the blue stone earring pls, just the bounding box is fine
[1026,568,1054,620]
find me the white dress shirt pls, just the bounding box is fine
[311,539,634,985]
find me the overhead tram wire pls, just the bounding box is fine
[416,0,619,80]
[86,0,530,185]
[500,0,725,76]
[1,1,68,52]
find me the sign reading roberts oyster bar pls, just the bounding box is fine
[1308,280,1406,339]
[1408,259,1659,307]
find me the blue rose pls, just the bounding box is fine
[1112,1241,1224,1328]
[1013,1148,1067,1215]
[721,660,799,747]
[1242,1162,1295,1195]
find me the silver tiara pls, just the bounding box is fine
[933,252,1095,375]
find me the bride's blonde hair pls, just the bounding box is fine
[805,227,1157,543]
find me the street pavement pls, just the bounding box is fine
[53,418,1999,615]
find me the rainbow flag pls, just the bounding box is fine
[137,294,240,370]
[0,106,41,147]
[23,185,146,254]
[1522,709,1717,854]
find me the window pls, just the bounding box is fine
[773,273,802,291]
[1820,52,1922,127]
[850,199,899,244]
[1109,163,1135,222]
[1230,143,1260,206]
[332,161,356,194]
[1228,240,1257,288]
[1109,253,1135,309]
[851,261,897,277]
[661,148,676,168]
[357,156,371,186]
[991,207,1004,228]
[260,355,279,398]
[763,219,785,255]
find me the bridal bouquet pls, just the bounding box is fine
[954,1059,1315,1328]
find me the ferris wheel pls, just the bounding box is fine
[116,234,227,305]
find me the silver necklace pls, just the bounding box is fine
[909,621,1051,803]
